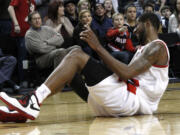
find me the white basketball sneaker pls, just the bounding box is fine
[0,106,27,123]
[0,92,40,120]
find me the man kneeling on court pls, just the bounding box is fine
[0,13,169,122]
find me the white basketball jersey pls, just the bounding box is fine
[131,39,170,114]
[87,39,170,117]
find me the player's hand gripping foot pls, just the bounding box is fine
[0,106,27,123]
[0,92,40,120]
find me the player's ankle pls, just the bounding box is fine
[35,84,51,104]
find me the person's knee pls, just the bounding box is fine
[67,48,82,59]
[66,48,89,64]
[69,45,81,50]
[55,46,81,58]
[65,45,81,55]
[69,47,83,55]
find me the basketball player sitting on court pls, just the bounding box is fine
[0,13,169,122]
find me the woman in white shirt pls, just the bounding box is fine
[168,0,180,36]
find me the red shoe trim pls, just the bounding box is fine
[0,96,35,120]
[0,110,27,123]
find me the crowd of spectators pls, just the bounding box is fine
[0,0,180,91]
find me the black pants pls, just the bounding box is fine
[70,58,113,102]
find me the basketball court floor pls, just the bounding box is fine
[0,83,180,135]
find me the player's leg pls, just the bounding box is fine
[70,73,89,102]
[0,48,90,120]
[44,48,89,95]
[81,58,113,87]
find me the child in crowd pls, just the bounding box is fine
[106,13,136,64]
[104,0,115,18]
[160,6,172,33]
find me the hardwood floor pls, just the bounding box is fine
[0,83,180,135]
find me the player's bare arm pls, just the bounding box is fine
[80,28,168,80]
[128,42,168,78]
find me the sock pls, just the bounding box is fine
[35,84,51,104]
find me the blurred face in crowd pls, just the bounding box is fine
[126,7,137,21]
[161,8,172,18]
[31,13,42,29]
[161,10,166,17]
[80,11,92,25]
[113,14,124,28]
[95,4,106,17]
[134,21,146,44]
[104,0,113,12]
[177,0,180,12]
[58,5,65,16]
[79,1,89,11]
[144,6,154,13]
[65,3,76,15]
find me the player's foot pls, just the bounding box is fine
[0,92,40,120]
[0,106,27,123]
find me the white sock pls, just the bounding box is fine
[35,84,51,104]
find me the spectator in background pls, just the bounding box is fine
[125,4,137,29]
[0,0,15,55]
[103,0,115,18]
[143,2,155,13]
[98,0,119,13]
[77,0,91,13]
[91,2,113,47]
[73,9,100,59]
[35,0,50,22]
[168,0,180,37]
[25,11,79,69]
[45,0,74,48]
[143,1,162,33]
[8,0,36,87]
[154,0,167,13]
[161,5,172,17]
[64,0,78,27]
[106,13,136,64]
[73,10,94,57]
[161,5,172,33]
[0,48,20,93]
[133,0,145,17]
[125,4,139,46]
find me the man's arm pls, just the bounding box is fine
[8,5,20,33]
[80,28,167,80]
[45,26,64,47]
[25,31,56,55]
